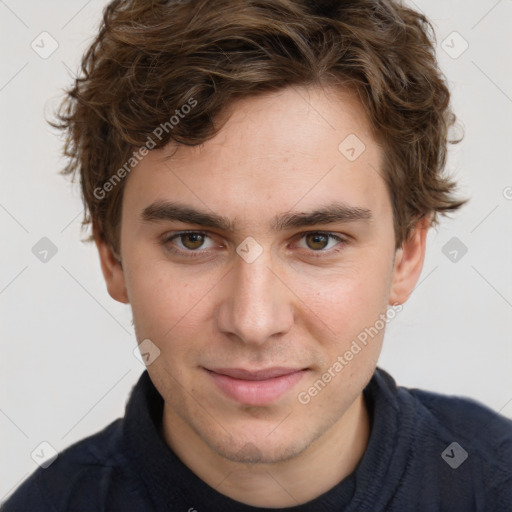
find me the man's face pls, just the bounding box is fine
[116,85,402,463]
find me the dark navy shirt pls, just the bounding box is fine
[2,367,512,511]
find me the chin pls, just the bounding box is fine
[200,423,319,465]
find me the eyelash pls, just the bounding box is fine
[160,230,348,259]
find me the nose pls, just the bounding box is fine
[215,249,294,346]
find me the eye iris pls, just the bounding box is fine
[182,233,204,250]
[306,233,328,250]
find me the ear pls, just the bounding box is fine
[93,223,129,304]
[388,216,430,305]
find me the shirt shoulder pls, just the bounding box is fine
[409,386,512,458]
[1,418,147,512]
[406,385,512,507]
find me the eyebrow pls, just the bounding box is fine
[141,200,373,232]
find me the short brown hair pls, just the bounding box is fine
[55,0,468,255]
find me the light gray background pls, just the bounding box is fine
[1,0,511,501]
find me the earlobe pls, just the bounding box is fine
[93,224,130,304]
[388,216,430,306]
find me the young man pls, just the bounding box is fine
[3,0,511,510]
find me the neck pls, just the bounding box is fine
[162,393,370,507]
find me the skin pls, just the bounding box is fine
[95,85,428,507]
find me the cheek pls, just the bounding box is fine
[294,264,390,399]
[124,250,217,344]
[127,266,209,382]
[298,256,393,332]
[290,259,393,388]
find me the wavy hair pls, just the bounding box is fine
[54,0,468,255]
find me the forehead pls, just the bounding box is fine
[161,85,378,168]
[122,85,388,224]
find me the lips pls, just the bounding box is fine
[208,367,302,380]
[204,366,308,406]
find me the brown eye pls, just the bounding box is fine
[179,233,206,250]
[296,232,348,256]
[304,233,330,250]
[160,231,219,258]
[161,231,214,255]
